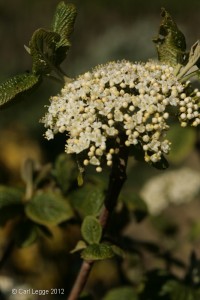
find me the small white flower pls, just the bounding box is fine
[45,129,54,140]
[41,60,200,171]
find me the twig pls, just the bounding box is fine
[67,139,129,300]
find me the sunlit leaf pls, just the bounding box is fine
[81,216,102,244]
[186,41,200,69]
[70,240,87,253]
[25,191,74,226]
[177,41,200,80]
[77,172,84,187]
[81,243,114,261]
[153,8,186,66]
[0,73,41,109]
[103,287,138,300]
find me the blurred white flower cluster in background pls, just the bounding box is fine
[140,167,200,215]
[42,60,199,172]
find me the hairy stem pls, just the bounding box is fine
[67,140,129,300]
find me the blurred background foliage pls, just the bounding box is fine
[0,0,200,299]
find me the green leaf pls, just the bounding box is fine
[0,73,41,109]
[186,41,200,66]
[29,28,60,75]
[51,1,77,49]
[166,124,196,164]
[79,292,94,300]
[51,1,77,66]
[69,184,104,217]
[0,186,23,206]
[0,186,24,226]
[111,245,125,258]
[25,191,74,226]
[153,8,186,66]
[81,243,114,261]
[103,287,138,300]
[81,216,102,244]
[178,41,200,80]
[52,154,78,194]
[70,240,87,253]
[161,280,200,300]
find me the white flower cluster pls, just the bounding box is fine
[42,60,200,172]
[140,167,200,215]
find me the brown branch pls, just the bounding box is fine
[67,140,129,300]
[67,260,94,300]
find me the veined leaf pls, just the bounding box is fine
[81,243,114,261]
[188,41,200,68]
[153,8,186,66]
[177,41,200,80]
[51,1,77,48]
[0,73,41,109]
[81,216,102,244]
[51,1,77,66]
[69,184,104,217]
[29,28,60,75]
[25,191,74,226]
